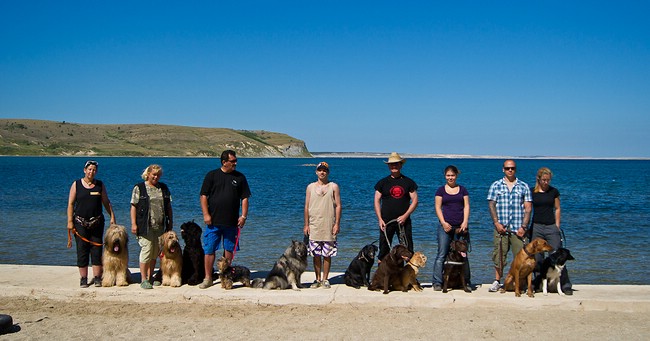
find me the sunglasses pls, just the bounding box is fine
[504,167,516,171]
[84,160,98,168]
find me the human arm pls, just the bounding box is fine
[130,204,137,234]
[435,195,452,233]
[374,190,386,231]
[555,197,561,230]
[101,185,116,225]
[460,195,470,232]
[67,182,76,230]
[397,190,418,224]
[332,183,342,235]
[303,184,311,236]
[200,194,211,226]
[237,197,249,228]
[517,201,532,238]
[488,200,506,234]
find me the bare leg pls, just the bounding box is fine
[323,257,331,281]
[204,254,215,281]
[79,266,88,278]
[92,265,102,279]
[313,256,322,282]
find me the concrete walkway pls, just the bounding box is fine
[1,264,648,312]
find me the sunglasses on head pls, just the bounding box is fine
[85,160,98,168]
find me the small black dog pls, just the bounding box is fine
[344,243,378,289]
[180,221,205,285]
[533,248,575,296]
[442,240,471,293]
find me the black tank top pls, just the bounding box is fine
[74,179,104,219]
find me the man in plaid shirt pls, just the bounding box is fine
[486,160,532,292]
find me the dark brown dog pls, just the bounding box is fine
[368,244,413,294]
[500,238,553,297]
[390,251,426,292]
[442,240,471,293]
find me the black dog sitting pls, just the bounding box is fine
[344,243,378,289]
[180,221,205,285]
[442,240,472,293]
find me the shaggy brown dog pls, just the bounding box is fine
[159,230,183,287]
[217,256,251,289]
[500,238,553,297]
[368,244,413,294]
[390,251,427,292]
[102,224,131,287]
[442,240,471,293]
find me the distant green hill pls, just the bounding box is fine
[0,119,311,157]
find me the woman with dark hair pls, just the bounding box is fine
[67,160,116,288]
[432,165,471,291]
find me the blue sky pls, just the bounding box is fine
[1,1,648,158]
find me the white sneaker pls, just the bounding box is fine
[488,280,502,292]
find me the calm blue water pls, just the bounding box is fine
[1,156,649,285]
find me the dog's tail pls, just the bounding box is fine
[251,278,264,288]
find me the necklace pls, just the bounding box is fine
[82,178,94,187]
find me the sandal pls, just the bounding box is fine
[310,280,322,288]
[322,280,331,289]
[140,280,153,289]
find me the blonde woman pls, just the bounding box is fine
[130,164,173,289]
[531,167,572,294]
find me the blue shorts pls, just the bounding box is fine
[202,225,240,255]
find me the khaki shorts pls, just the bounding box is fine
[138,227,164,263]
[491,230,525,270]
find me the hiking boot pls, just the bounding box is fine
[80,277,89,288]
[311,280,322,289]
[488,280,502,292]
[198,278,213,289]
[140,280,153,289]
[322,280,331,289]
[93,276,102,287]
[433,283,442,291]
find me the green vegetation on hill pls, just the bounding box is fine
[0,119,311,157]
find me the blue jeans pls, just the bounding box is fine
[432,224,471,285]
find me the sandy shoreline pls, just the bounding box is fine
[1,264,649,340]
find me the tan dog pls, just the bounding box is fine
[159,230,183,287]
[500,238,553,297]
[102,224,131,287]
[390,251,427,292]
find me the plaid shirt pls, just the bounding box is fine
[487,178,532,232]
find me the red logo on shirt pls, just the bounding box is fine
[390,186,405,199]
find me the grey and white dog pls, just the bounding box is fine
[253,240,308,290]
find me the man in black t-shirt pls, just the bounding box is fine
[374,152,418,261]
[198,150,251,289]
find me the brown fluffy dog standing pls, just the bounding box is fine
[390,251,427,292]
[500,238,553,297]
[368,244,413,294]
[102,224,131,287]
[159,230,183,287]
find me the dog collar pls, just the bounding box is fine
[444,260,465,265]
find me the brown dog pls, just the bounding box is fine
[217,256,252,289]
[442,240,471,293]
[159,230,183,287]
[500,238,553,297]
[390,251,427,292]
[101,224,131,287]
[368,244,413,294]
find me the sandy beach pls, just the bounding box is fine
[1,265,649,340]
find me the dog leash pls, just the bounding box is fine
[560,228,567,248]
[383,218,409,250]
[231,227,242,261]
[67,227,103,248]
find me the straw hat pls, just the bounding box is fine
[384,152,406,164]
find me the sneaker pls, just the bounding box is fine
[433,284,442,291]
[198,278,213,289]
[93,276,102,287]
[80,277,89,288]
[563,288,574,296]
[322,280,331,289]
[488,280,502,292]
[140,280,153,289]
[311,280,322,289]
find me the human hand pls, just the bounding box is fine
[332,224,340,236]
[131,225,137,234]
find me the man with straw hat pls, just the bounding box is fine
[373,152,419,262]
